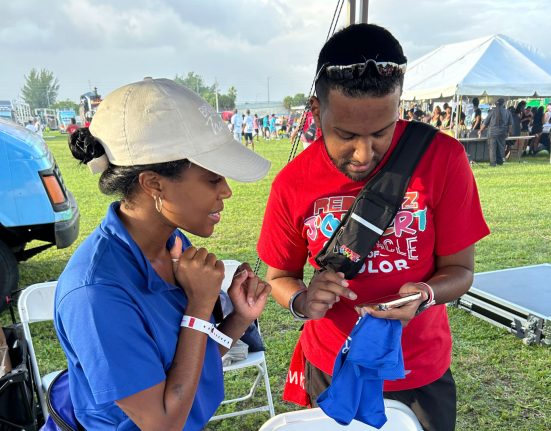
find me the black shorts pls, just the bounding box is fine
[244,132,253,140]
[305,360,456,431]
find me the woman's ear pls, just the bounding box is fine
[138,171,163,198]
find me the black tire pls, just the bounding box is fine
[0,240,19,312]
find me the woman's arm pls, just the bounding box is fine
[116,245,225,431]
[116,317,211,431]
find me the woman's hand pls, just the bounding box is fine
[170,237,223,318]
[227,263,271,323]
[354,282,428,327]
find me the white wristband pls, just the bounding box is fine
[180,315,233,349]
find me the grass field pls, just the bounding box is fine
[4,131,550,430]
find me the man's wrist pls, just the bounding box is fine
[288,288,309,321]
[415,282,436,315]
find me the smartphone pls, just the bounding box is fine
[363,292,422,311]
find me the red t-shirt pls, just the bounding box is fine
[257,120,490,399]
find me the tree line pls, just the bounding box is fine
[19,69,239,113]
[20,68,308,113]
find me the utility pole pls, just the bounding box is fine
[346,0,369,25]
[346,0,356,26]
[214,78,219,113]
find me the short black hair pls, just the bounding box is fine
[315,24,407,103]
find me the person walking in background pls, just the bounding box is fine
[253,113,260,141]
[243,109,255,151]
[528,106,544,154]
[469,97,482,137]
[230,108,244,142]
[262,115,270,139]
[269,114,277,140]
[479,98,512,166]
[56,78,271,430]
[258,24,489,431]
[290,109,322,150]
[34,119,43,138]
[25,120,37,133]
[505,105,522,160]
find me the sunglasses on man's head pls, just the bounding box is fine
[314,59,407,83]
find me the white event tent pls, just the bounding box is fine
[402,34,551,101]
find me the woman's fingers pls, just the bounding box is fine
[169,236,183,267]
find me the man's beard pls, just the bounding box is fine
[330,155,381,182]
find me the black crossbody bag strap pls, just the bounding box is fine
[314,122,438,279]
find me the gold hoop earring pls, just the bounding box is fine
[154,196,163,213]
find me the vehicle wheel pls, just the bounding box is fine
[0,240,19,312]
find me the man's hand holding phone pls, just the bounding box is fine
[355,282,429,327]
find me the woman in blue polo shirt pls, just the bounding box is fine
[54,78,271,431]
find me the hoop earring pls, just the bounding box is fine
[154,196,163,213]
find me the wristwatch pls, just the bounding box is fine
[288,288,310,321]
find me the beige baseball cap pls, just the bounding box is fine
[89,77,270,182]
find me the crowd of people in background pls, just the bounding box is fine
[228,109,303,150]
[404,98,551,158]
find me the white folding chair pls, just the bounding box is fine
[259,400,423,431]
[17,281,62,420]
[210,260,275,421]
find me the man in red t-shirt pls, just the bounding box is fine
[257,24,489,431]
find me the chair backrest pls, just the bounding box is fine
[221,260,241,293]
[17,281,58,420]
[211,263,275,420]
[18,281,57,324]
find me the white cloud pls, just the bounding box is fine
[0,0,549,104]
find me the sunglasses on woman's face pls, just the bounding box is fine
[314,59,407,83]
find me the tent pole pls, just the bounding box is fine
[452,93,458,139]
[455,94,463,139]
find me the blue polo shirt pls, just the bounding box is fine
[54,202,224,431]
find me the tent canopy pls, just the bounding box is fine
[402,34,551,101]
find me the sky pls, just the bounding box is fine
[1,0,549,105]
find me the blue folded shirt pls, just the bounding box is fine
[317,315,405,429]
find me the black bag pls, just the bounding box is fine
[315,122,438,279]
[0,324,40,430]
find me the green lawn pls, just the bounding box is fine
[4,132,551,430]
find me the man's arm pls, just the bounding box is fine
[360,245,475,325]
[266,266,357,320]
[427,244,475,304]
